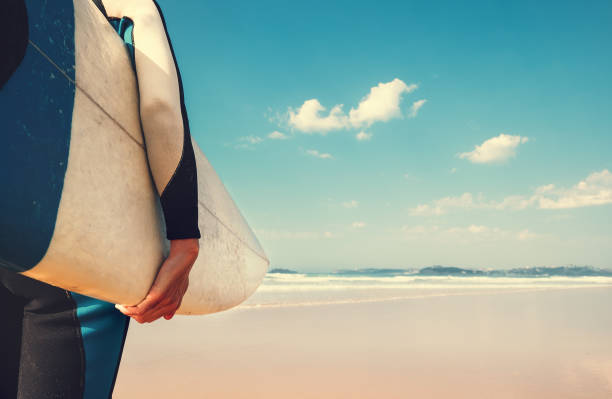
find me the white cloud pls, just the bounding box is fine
[342,200,359,209]
[233,131,289,149]
[493,195,538,211]
[458,134,529,164]
[286,78,418,134]
[445,225,490,234]
[410,169,612,215]
[467,224,489,233]
[410,193,476,216]
[349,79,417,128]
[266,107,285,126]
[537,169,612,209]
[268,131,288,140]
[408,99,427,118]
[352,221,366,228]
[410,192,537,215]
[498,171,612,210]
[288,99,348,134]
[517,229,537,240]
[356,131,372,141]
[445,225,539,241]
[241,135,263,144]
[233,135,264,149]
[306,149,333,159]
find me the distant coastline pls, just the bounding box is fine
[268,265,612,277]
[268,268,300,274]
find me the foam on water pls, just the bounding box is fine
[239,272,612,309]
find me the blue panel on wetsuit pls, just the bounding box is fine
[72,292,130,399]
[109,17,136,70]
[0,0,75,272]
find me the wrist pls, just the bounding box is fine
[169,238,199,257]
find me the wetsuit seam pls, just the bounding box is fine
[66,290,87,399]
[14,304,25,398]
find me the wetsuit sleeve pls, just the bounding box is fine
[100,0,200,240]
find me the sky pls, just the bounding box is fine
[157,0,612,272]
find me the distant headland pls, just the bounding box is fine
[268,268,300,274]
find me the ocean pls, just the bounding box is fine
[241,267,612,309]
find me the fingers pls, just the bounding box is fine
[148,299,182,323]
[115,283,187,323]
[162,296,183,321]
[114,240,195,323]
[116,294,176,323]
[136,303,178,323]
[116,300,179,323]
[115,287,163,315]
[125,295,160,315]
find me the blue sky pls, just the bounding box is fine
[158,0,612,272]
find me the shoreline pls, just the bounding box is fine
[236,283,612,310]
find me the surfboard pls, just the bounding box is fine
[0,0,269,315]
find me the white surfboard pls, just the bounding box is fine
[5,0,269,315]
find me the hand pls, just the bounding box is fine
[116,238,199,323]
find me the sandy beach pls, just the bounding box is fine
[114,285,612,398]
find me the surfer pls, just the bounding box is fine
[1,0,201,397]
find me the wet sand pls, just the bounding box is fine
[114,287,612,398]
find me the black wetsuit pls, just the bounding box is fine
[0,271,129,399]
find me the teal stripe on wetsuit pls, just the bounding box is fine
[108,17,136,69]
[72,293,130,399]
